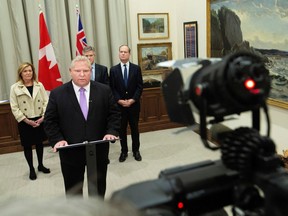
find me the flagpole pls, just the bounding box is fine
[75,4,87,56]
[76,4,79,57]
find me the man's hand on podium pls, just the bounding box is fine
[53,140,68,152]
[103,134,119,143]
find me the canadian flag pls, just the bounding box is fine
[38,11,63,91]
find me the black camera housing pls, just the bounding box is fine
[111,52,287,216]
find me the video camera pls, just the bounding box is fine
[111,52,288,216]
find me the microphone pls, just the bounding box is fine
[209,123,232,145]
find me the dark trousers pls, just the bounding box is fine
[119,106,140,154]
[59,144,108,197]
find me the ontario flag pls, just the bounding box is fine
[76,9,87,56]
[38,11,63,91]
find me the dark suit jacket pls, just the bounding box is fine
[44,80,120,164]
[109,62,143,111]
[93,63,109,85]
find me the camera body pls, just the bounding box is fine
[111,52,288,216]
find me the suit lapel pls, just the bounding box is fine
[88,83,96,117]
[118,63,126,87]
[17,83,31,98]
[32,83,40,99]
[67,81,84,117]
[127,63,133,85]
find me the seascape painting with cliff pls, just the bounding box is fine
[210,0,288,107]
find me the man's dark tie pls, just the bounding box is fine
[123,64,128,87]
[79,87,88,120]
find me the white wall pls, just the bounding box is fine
[128,0,207,63]
[220,105,288,154]
[128,0,288,154]
[265,105,288,153]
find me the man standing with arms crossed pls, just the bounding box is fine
[109,45,143,162]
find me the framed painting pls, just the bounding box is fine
[137,13,169,40]
[183,21,198,58]
[137,42,172,75]
[207,0,288,109]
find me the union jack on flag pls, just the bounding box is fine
[76,9,87,56]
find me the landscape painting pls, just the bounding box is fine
[138,13,169,40]
[137,43,172,75]
[208,0,288,109]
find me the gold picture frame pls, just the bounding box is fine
[137,13,169,40]
[206,0,288,109]
[137,42,172,75]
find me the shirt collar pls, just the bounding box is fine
[121,62,129,68]
[72,81,90,92]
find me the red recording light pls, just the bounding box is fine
[244,79,255,90]
[195,85,202,96]
[177,201,184,209]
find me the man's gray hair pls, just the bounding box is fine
[119,44,131,53]
[83,46,95,54]
[70,55,91,69]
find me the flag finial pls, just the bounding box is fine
[76,4,79,13]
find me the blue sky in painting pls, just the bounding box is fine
[211,0,288,50]
[141,47,167,57]
[145,18,158,23]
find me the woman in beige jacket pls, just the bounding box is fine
[10,62,50,180]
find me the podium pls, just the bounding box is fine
[57,139,117,196]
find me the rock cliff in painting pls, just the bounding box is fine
[211,6,262,58]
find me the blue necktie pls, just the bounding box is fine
[91,65,95,81]
[123,64,128,87]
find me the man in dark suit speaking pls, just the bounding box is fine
[109,45,143,162]
[44,56,120,197]
[83,45,109,85]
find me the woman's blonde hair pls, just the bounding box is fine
[17,62,37,82]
